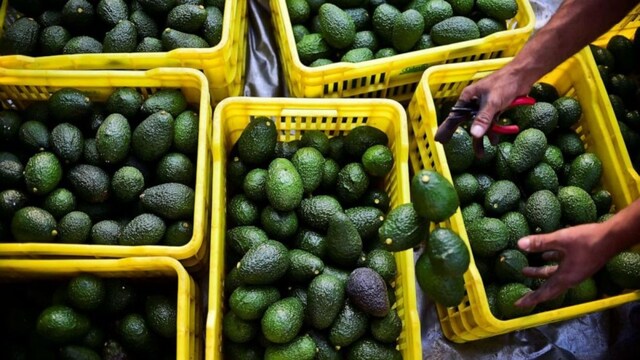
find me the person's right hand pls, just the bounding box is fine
[514,222,616,308]
[455,67,533,139]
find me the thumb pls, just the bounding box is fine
[518,234,559,254]
[470,110,495,138]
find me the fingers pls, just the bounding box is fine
[542,250,562,262]
[518,234,560,254]
[522,264,559,279]
[515,276,568,308]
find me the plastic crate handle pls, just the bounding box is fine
[280,109,339,118]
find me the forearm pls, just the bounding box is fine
[504,0,638,87]
[602,199,640,255]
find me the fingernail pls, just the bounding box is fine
[514,298,528,307]
[470,124,484,138]
[518,238,530,251]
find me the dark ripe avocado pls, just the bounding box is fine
[346,267,389,317]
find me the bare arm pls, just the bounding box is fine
[515,199,640,308]
[460,0,639,138]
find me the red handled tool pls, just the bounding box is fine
[434,96,536,157]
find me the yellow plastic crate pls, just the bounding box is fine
[0,257,201,360]
[591,3,640,195]
[205,97,421,359]
[271,0,534,102]
[0,68,213,268]
[406,48,640,342]
[0,0,248,103]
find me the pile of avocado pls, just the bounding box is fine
[590,29,640,173]
[289,0,519,66]
[434,82,640,319]
[0,87,198,247]
[222,120,408,359]
[0,0,225,56]
[0,273,178,359]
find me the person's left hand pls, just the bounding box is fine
[514,222,614,308]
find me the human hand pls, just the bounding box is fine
[514,222,615,308]
[454,67,532,139]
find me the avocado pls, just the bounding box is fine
[23,152,60,196]
[508,128,548,173]
[173,111,199,154]
[117,313,161,355]
[518,102,559,134]
[266,158,304,212]
[567,153,602,192]
[156,152,194,185]
[300,131,329,156]
[261,297,304,344]
[0,189,29,219]
[237,240,290,285]
[484,180,520,215]
[372,4,400,44]
[11,206,58,242]
[411,169,459,222]
[130,10,160,41]
[230,286,281,321]
[138,0,177,14]
[58,211,92,244]
[260,206,298,240]
[119,213,166,245]
[607,34,638,73]
[461,202,485,226]
[378,203,427,252]
[361,144,394,177]
[344,125,389,159]
[296,33,332,65]
[500,211,530,247]
[370,308,402,344]
[264,335,316,360]
[227,226,268,255]
[592,189,612,216]
[132,111,174,161]
[39,25,71,56]
[477,17,506,37]
[63,36,103,54]
[466,217,509,257]
[494,249,528,282]
[524,162,559,194]
[497,283,534,319]
[453,173,480,205]
[529,82,559,103]
[418,0,453,32]
[67,164,110,203]
[525,190,561,233]
[111,166,145,203]
[430,16,480,45]
[162,28,209,49]
[167,4,207,33]
[62,0,96,32]
[0,17,41,55]
[49,88,93,124]
[103,20,138,53]
[308,330,341,360]
[443,127,474,173]
[287,249,324,283]
[606,251,640,289]
[318,3,356,49]
[224,341,263,360]
[476,0,518,20]
[392,9,425,52]
[223,311,257,343]
[329,300,368,347]
[275,140,301,159]
[296,231,329,262]
[428,228,470,277]
[238,116,277,166]
[346,267,389,317]
[145,294,177,338]
[553,130,585,159]
[341,48,374,63]
[203,6,224,46]
[345,206,385,240]
[336,162,370,204]
[291,147,325,194]
[320,158,340,190]
[307,274,346,329]
[553,97,582,129]
[19,120,51,152]
[36,305,90,343]
[161,220,192,246]
[95,114,131,164]
[0,110,22,143]
[140,183,194,220]
[90,220,121,245]
[557,186,597,225]
[97,0,129,27]
[346,338,402,360]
